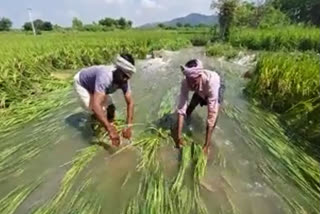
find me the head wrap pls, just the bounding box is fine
[180,59,204,90]
[114,55,136,77]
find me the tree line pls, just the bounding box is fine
[0,16,133,32]
[1,0,319,33]
[157,23,211,29]
[72,17,132,31]
[211,0,320,41]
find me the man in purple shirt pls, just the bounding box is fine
[73,54,136,146]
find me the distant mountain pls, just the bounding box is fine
[140,13,218,28]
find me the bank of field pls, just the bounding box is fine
[0,31,192,130]
[246,52,320,144]
[229,26,319,52]
[0,31,192,131]
[205,25,320,145]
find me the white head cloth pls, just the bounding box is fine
[114,55,136,77]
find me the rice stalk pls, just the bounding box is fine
[32,146,99,214]
[0,179,42,214]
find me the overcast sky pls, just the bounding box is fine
[0,0,213,28]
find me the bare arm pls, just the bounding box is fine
[124,91,134,126]
[204,75,220,153]
[176,114,185,147]
[204,111,218,148]
[122,91,134,139]
[92,92,112,131]
[175,79,189,148]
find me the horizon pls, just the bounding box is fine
[1,0,213,28]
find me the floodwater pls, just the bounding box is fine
[0,48,319,214]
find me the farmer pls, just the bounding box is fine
[175,59,225,155]
[73,54,136,146]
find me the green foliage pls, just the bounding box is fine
[247,52,319,110]
[211,0,239,41]
[72,17,83,30]
[0,31,191,108]
[258,5,290,28]
[82,24,108,32]
[23,19,53,31]
[158,23,165,28]
[234,3,290,28]
[233,2,256,27]
[271,0,319,25]
[22,22,33,31]
[190,35,210,46]
[310,2,320,26]
[0,17,12,31]
[99,17,115,27]
[206,42,239,59]
[229,26,319,51]
[42,21,53,31]
[99,17,132,29]
[246,51,320,142]
[123,128,208,214]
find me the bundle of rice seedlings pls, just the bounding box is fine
[192,143,208,182]
[133,128,172,170]
[172,145,191,193]
[122,129,209,214]
[65,179,103,214]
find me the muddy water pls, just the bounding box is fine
[0,48,318,214]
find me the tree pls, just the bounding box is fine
[158,23,165,28]
[258,5,290,28]
[22,19,53,31]
[271,0,318,24]
[0,17,13,31]
[127,20,133,27]
[33,19,44,29]
[72,17,83,30]
[197,23,207,27]
[233,2,256,27]
[211,0,239,41]
[23,22,33,31]
[83,24,104,32]
[117,17,127,29]
[310,2,320,26]
[42,21,53,31]
[99,17,115,27]
[176,22,183,27]
[184,23,192,27]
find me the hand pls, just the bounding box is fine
[203,146,210,156]
[122,127,132,139]
[108,126,120,147]
[175,138,185,149]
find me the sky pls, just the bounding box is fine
[0,0,213,28]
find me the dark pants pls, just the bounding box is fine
[107,104,116,122]
[186,83,225,128]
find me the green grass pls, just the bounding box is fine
[229,26,319,52]
[206,43,240,59]
[0,31,191,109]
[223,103,320,213]
[245,51,319,142]
[123,129,208,214]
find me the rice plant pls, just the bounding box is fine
[246,51,320,142]
[32,146,99,214]
[229,26,319,52]
[206,43,240,59]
